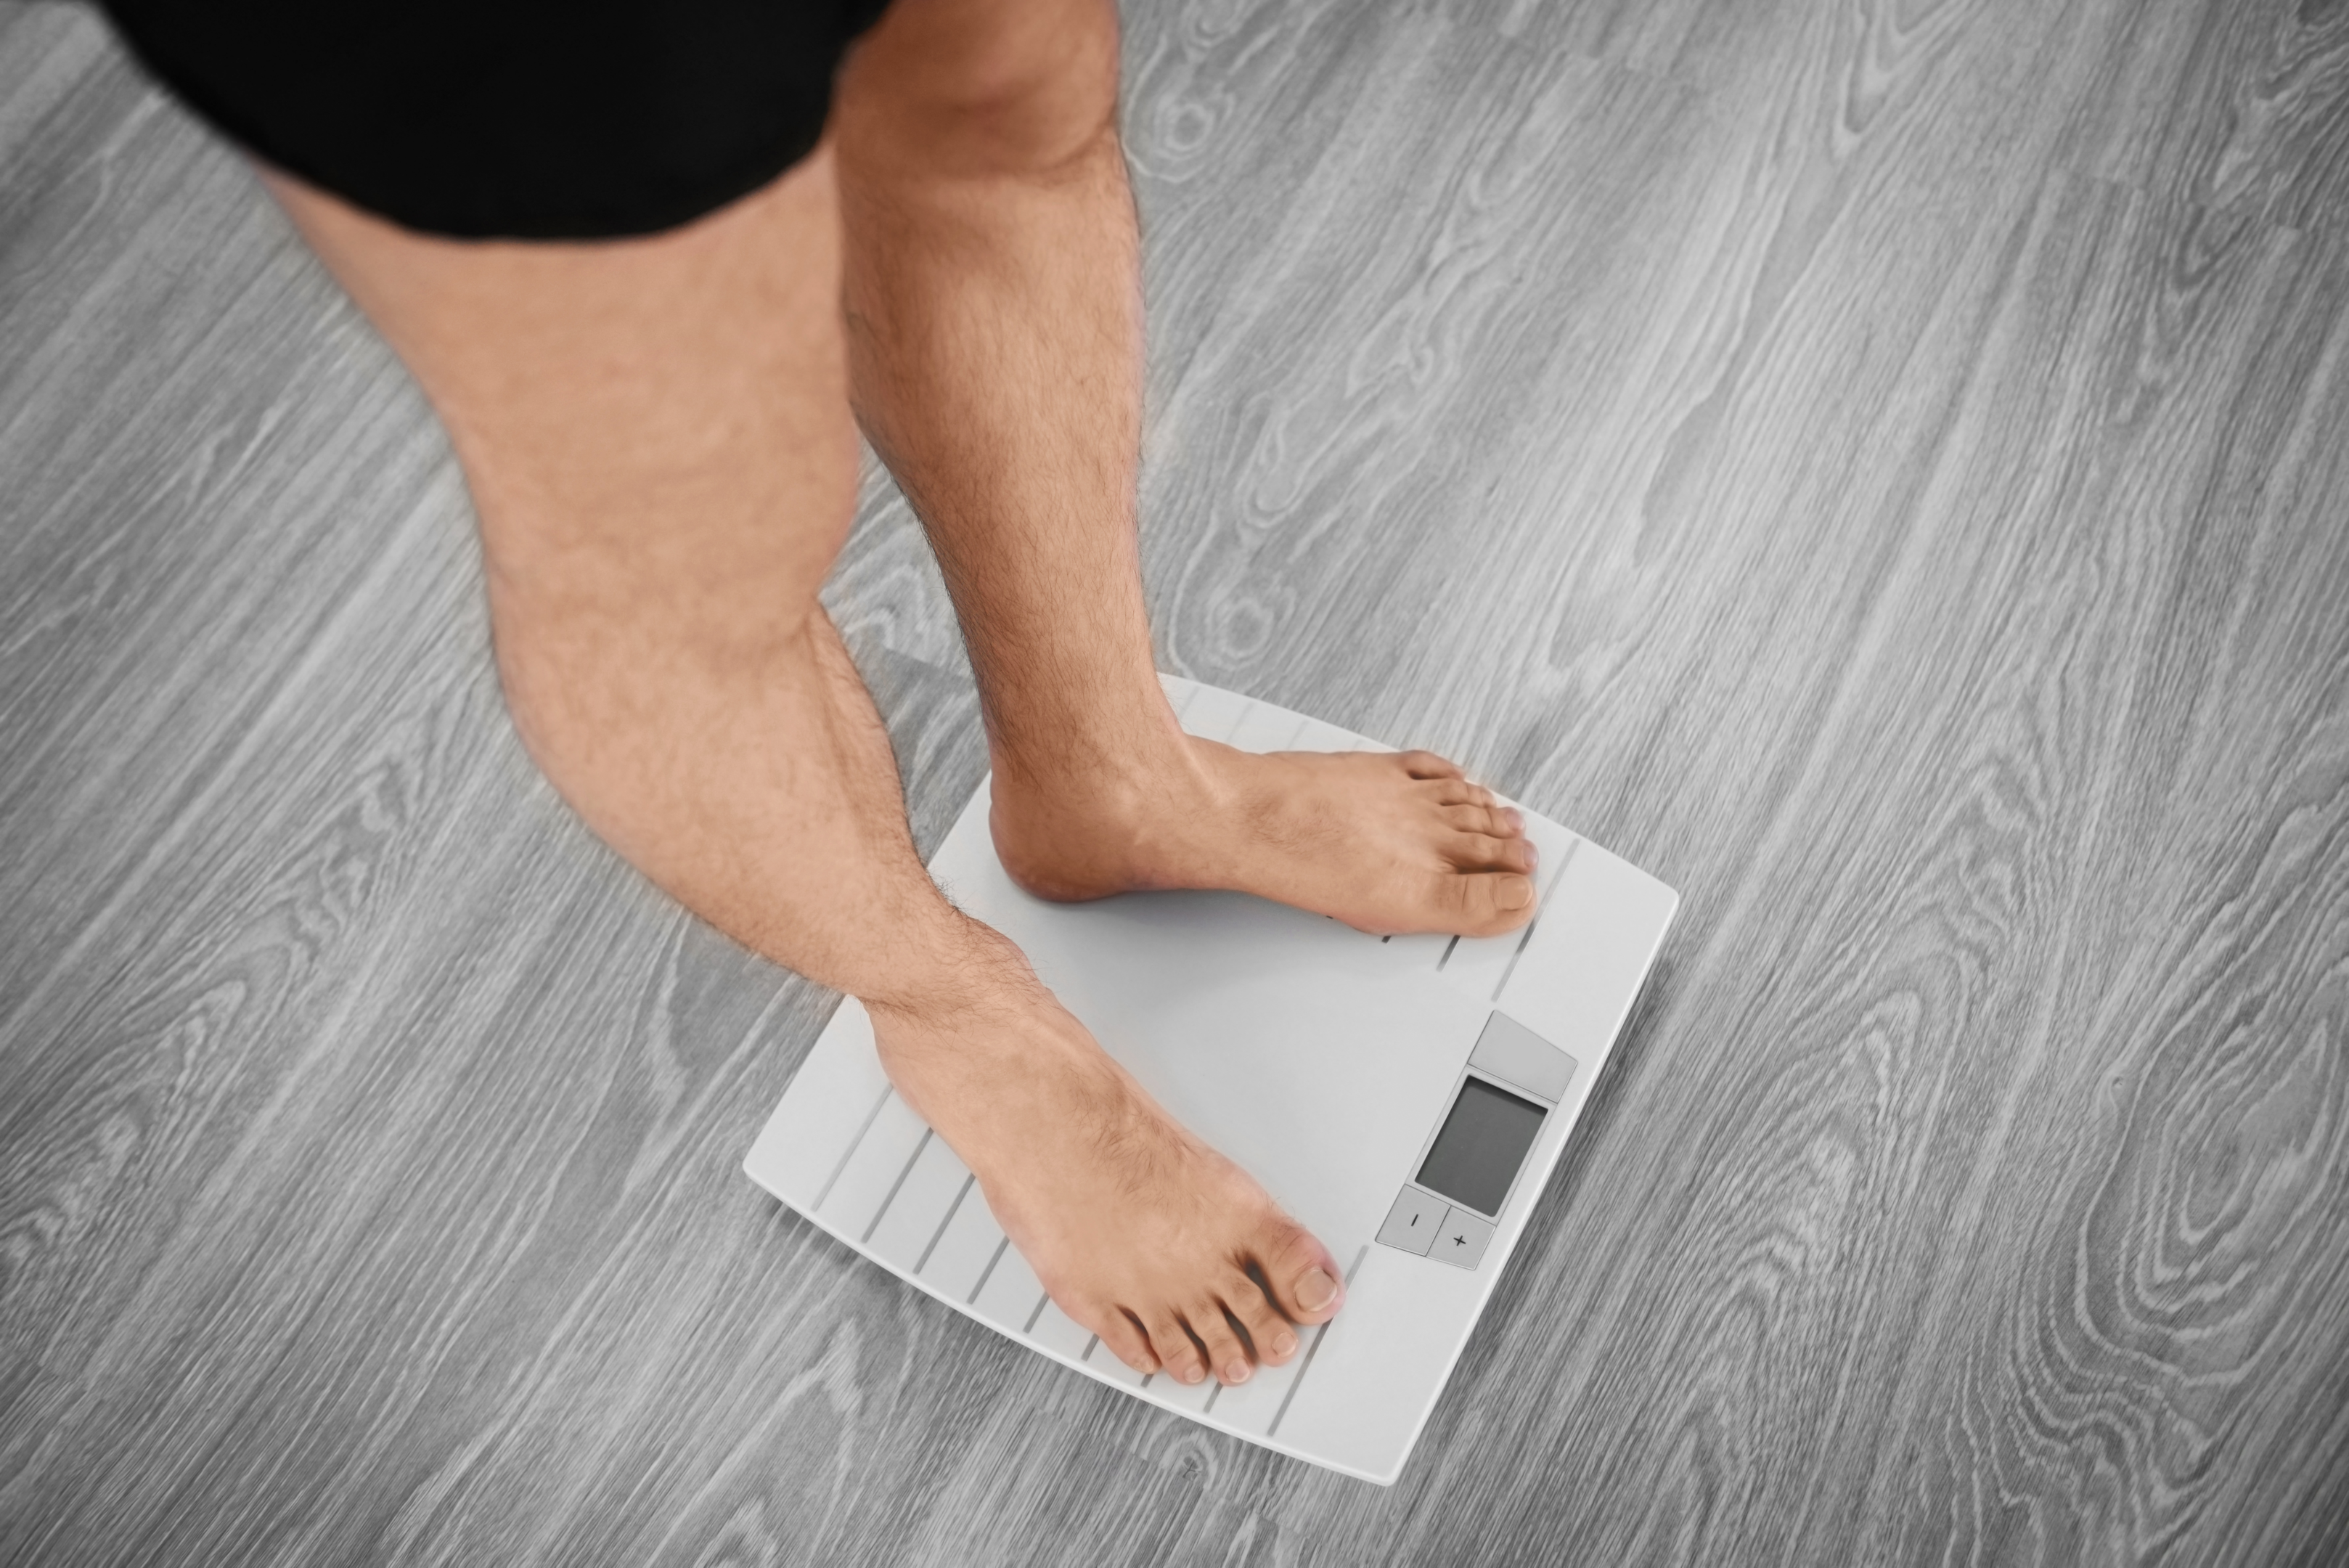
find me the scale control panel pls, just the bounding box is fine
[1377,1011,1577,1270]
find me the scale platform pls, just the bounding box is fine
[745,677,1676,1484]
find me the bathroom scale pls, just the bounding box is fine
[744,676,1677,1485]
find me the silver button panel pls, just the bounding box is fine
[1378,1186,1500,1269]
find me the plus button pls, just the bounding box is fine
[1428,1206,1495,1270]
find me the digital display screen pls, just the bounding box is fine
[1415,1077,1547,1217]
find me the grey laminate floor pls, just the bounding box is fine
[5,1,2348,1563]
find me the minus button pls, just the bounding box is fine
[1375,1186,1445,1257]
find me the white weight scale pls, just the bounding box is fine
[745,676,1676,1484]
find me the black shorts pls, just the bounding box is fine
[100,0,894,240]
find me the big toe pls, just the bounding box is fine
[1259,1220,1346,1324]
[1437,869,1537,936]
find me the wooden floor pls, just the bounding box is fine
[5,0,2348,1561]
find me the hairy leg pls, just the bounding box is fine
[834,0,1540,944]
[267,146,1339,1387]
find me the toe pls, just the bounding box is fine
[1440,803,1532,846]
[1425,777,1493,808]
[1228,1273,1302,1365]
[1095,1310,1159,1375]
[1145,1311,1209,1384]
[1188,1299,1254,1387]
[1398,750,1466,782]
[1444,831,1537,875]
[1258,1220,1345,1324]
[1437,870,1538,936]
[1437,803,1492,834]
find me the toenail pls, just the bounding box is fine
[1182,1365,1204,1384]
[1524,841,1539,867]
[1503,807,1525,831]
[1225,1362,1251,1384]
[1296,1268,1339,1310]
[1272,1331,1298,1357]
[1497,876,1533,910]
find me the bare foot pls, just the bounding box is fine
[870,928,1346,1385]
[992,735,1540,936]
[497,610,1343,1382]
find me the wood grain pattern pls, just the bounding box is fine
[4,0,2347,1562]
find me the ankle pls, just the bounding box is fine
[860,913,1037,1031]
[991,699,1215,809]
[986,732,1259,903]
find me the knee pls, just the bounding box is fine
[838,0,1123,181]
